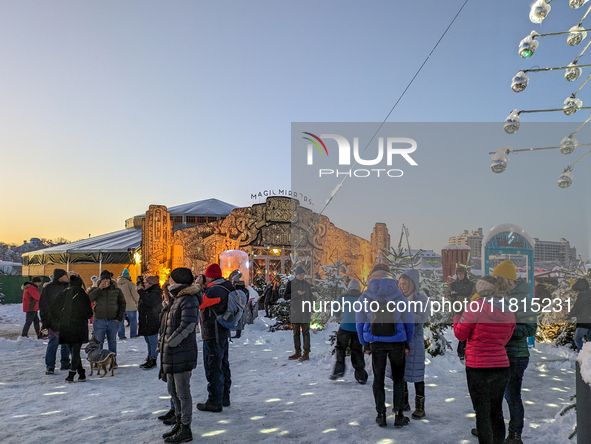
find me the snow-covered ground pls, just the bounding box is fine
[0,304,578,443]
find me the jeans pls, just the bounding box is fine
[467,366,511,444]
[167,371,192,425]
[370,342,406,414]
[504,357,529,435]
[118,311,137,338]
[203,338,231,406]
[333,328,367,381]
[93,319,119,357]
[292,323,310,352]
[22,312,40,337]
[45,330,70,370]
[574,327,591,351]
[145,334,158,358]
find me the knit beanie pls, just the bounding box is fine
[100,270,113,280]
[294,265,306,275]
[493,260,517,281]
[170,267,194,285]
[53,269,67,281]
[205,263,222,279]
[348,279,361,291]
[121,268,131,279]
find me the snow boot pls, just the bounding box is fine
[143,357,157,370]
[505,431,523,444]
[78,369,86,382]
[471,428,478,437]
[163,416,181,439]
[375,413,387,427]
[299,351,310,361]
[164,422,192,443]
[329,371,344,380]
[45,368,55,375]
[196,400,222,412]
[354,369,368,385]
[158,409,176,422]
[411,396,425,419]
[65,371,76,383]
[163,413,178,425]
[288,349,301,360]
[394,412,410,428]
[139,356,150,369]
[222,393,231,407]
[403,390,411,411]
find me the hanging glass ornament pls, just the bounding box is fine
[563,96,583,115]
[491,147,512,173]
[504,110,521,134]
[560,135,578,154]
[557,170,573,188]
[567,25,587,46]
[565,63,582,82]
[570,0,585,9]
[511,71,529,93]
[530,0,551,24]
[519,33,539,59]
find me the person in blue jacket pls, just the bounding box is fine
[398,269,429,420]
[356,264,414,429]
[330,279,368,384]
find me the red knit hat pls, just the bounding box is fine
[205,263,222,279]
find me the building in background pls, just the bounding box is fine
[533,238,576,263]
[448,228,483,258]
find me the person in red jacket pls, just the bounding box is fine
[454,275,515,444]
[22,277,42,338]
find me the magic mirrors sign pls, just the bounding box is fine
[251,189,314,207]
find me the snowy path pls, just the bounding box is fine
[0,304,577,443]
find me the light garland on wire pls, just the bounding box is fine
[496,2,591,188]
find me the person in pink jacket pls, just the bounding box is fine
[22,277,42,338]
[454,275,516,444]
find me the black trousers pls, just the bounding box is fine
[334,328,366,378]
[370,342,406,414]
[466,366,511,444]
[292,323,310,352]
[68,343,84,373]
[22,312,40,337]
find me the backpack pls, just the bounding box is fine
[213,286,247,331]
[370,296,398,337]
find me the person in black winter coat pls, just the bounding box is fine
[51,274,93,383]
[158,268,200,443]
[264,278,280,317]
[449,267,474,361]
[196,263,233,413]
[284,265,315,361]
[569,278,591,351]
[39,269,71,374]
[138,275,163,369]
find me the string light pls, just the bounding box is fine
[530,0,551,24]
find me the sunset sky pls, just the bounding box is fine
[2,1,590,258]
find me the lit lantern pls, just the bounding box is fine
[491,146,512,173]
[504,110,521,134]
[567,25,587,46]
[560,135,578,154]
[570,0,585,9]
[511,71,529,92]
[219,249,250,285]
[565,63,582,82]
[557,170,574,188]
[530,0,551,24]
[563,96,583,115]
[519,32,539,59]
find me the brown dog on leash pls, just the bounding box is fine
[84,338,116,378]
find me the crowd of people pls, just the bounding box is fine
[18,258,591,444]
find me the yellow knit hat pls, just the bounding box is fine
[493,260,517,281]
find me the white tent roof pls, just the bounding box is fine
[135,198,237,217]
[23,229,142,255]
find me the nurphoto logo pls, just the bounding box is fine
[303,132,418,178]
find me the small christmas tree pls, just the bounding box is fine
[269,299,291,332]
[315,260,348,302]
[420,272,453,357]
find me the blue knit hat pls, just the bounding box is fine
[121,268,131,279]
